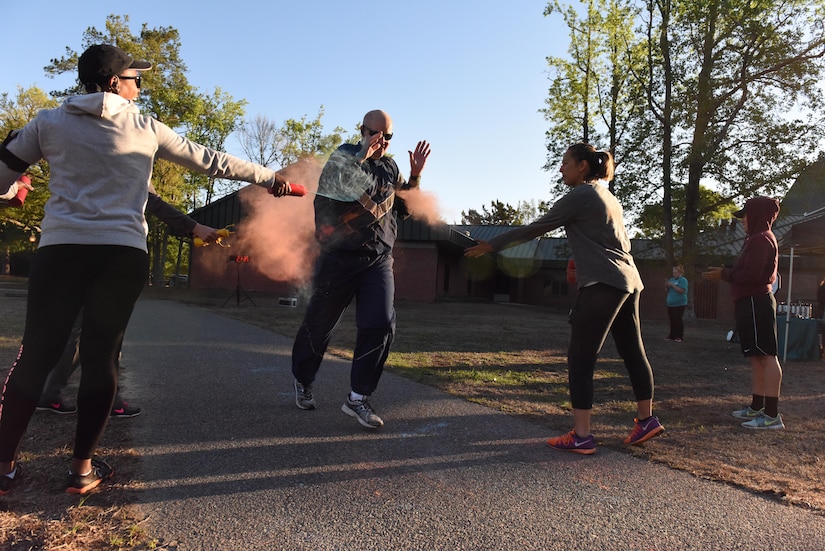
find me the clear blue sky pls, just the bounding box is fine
[2,2,569,223]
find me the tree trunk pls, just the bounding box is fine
[658,0,675,266]
[682,2,718,278]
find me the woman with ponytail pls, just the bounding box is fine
[466,142,664,454]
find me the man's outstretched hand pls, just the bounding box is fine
[409,141,431,180]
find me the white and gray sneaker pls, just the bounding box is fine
[732,406,763,419]
[294,380,316,410]
[742,413,785,430]
[341,396,384,429]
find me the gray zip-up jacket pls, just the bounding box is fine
[487,182,643,293]
[0,92,278,252]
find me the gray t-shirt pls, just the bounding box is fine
[487,182,643,293]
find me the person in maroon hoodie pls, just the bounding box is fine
[702,196,784,429]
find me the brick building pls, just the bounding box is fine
[182,165,825,322]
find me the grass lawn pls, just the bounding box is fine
[195,289,825,513]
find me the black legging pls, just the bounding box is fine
[667,305,686,340]
[567,284,655,410]
[0,244,147,462]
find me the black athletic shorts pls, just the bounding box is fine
[734,293,778,357]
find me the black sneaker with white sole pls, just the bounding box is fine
[66,457,114,495]
[341,396,383,429]
[294,379,316,410]
[110,400,141,418]
[36,401,77,414]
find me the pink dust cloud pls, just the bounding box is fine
[233,157,324,284]
[191,157,324,288]
[193,157,445,288]
[397,187,445,226]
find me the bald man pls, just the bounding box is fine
[290,110,430,428]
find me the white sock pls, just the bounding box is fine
[350,391,365,402]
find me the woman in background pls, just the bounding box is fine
[665,264,688,342]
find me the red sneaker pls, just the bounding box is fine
[624,416,665,445]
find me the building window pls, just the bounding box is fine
[544,278,569,296]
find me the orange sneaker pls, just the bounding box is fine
[66,457,113,495]
[546,430,596,455]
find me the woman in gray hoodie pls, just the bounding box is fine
[0,44,291,495]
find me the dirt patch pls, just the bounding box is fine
[0,289,153,550]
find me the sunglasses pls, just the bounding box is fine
[363,125,392,141]
[118,74,142,88]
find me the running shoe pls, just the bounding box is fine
[341,396,383,429]
[0,464,21,496]
[66,457,114,495]
[546,430,596,455]
[732,406,764,419]
[623,416,665,445]
[294,379,316,410]
[742,413,785,430]
[110,401,141,418]
[36,401,77,414]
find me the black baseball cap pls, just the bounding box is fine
[78,44,152,86]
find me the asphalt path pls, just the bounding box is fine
[122,299,825,550]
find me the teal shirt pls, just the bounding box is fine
[667,276,688,307]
